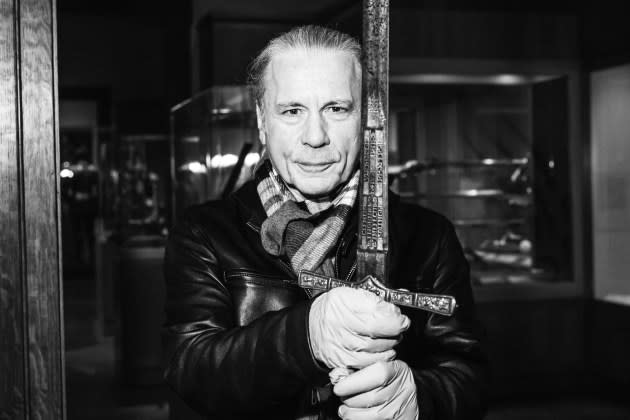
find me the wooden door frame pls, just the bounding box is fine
[0,0,65,419]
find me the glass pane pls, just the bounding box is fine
[390,80,572,286]
[170,86,260,223]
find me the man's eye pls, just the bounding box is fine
[326,106,350,115]
[283,108,301,116]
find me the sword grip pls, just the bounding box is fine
[298,270,457,316]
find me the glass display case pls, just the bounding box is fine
[389,75,574,288]
[169,86,260,223]
[98,131,170,237]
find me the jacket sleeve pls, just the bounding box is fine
[162,217,329,415]
[406,220,489,420]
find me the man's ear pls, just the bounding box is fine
[255,103,266,146]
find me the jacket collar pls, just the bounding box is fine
[231,179,267,230]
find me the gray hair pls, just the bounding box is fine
[247,25,361,107]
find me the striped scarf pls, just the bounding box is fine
[256,160,359,277]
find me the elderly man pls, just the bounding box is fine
[163,25,487,420]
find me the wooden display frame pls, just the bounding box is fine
[0,0,65,418]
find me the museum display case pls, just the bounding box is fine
[387,66,582,297]
[169,85,261,223]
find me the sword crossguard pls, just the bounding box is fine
[298,270,457,316]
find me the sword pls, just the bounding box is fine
[298,0,456,317]
[298,271,457,316]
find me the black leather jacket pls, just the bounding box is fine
[163,180,488,420]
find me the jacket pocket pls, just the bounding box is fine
[224,270,305,326]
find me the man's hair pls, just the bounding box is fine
[247,25,361,107]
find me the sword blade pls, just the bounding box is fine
[358,0,390,283]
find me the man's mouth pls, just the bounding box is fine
[296,162,334,173]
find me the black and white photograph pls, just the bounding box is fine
[1,1,629,419]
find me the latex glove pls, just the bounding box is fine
[309,287,410,369]
[334,360,419,420]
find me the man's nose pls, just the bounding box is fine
[302,112,329,148]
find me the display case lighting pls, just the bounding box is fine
[244,152,260,167]
[179,161,207,174]
[493,74,523,85]
[60,168,74,178]
[210,154,238,168]
[390,74,555,85]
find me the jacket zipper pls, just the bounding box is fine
[335,232,357,283]
[334,238,344,279]
[344,262,357,282]
[278,258,297,279]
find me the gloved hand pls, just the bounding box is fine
[309,287,410,369]
[334,360,419,420]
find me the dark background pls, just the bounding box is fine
[57,1,630,419]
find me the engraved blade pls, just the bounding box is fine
[298,270,457,316]
[358,0,390,283]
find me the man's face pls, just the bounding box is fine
[258,48,361,197]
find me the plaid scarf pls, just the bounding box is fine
[256,160,359,277]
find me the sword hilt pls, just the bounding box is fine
[298,270,457,316]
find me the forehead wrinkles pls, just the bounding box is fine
[262,48,361,106]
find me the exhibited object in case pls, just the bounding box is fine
[389,79,572,286]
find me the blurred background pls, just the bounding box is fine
[56,1,630,419]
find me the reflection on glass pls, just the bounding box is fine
[170,86,260,222]
[390,80,572,286]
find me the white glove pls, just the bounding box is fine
[309,287,410,369]
[334,360,419,420]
